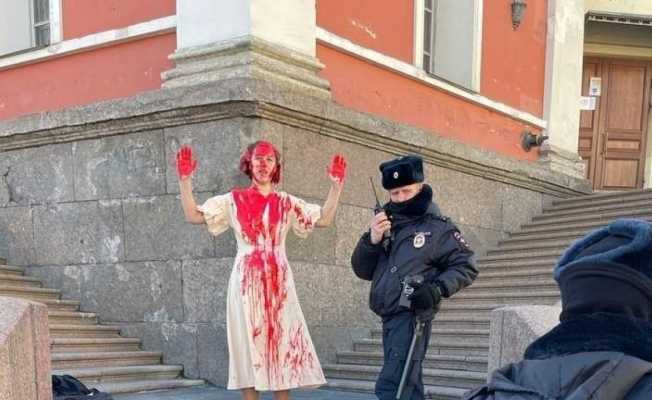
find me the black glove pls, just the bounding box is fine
[408,282,443,310]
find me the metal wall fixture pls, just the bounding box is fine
[521,130,548,152]
[511,0,527,30]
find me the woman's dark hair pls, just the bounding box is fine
[239,140,282,184]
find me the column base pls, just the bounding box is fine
[537,142,587,180]
[161,35,331,99]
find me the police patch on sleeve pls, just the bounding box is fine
[453,231,470,249]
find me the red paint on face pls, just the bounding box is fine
[251,143,278,185]
[233,186,295,384]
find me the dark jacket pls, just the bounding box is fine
[463,313,652,400]
[351,203,478,318]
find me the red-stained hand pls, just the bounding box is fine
[176,145,198,180]
[327,154,347,185]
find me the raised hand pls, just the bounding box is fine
[176,145,198,180]
[327,154,347,185]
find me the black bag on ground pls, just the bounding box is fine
[52,375,114,400]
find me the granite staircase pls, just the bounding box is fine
[324,188,652,399]
[0,262,204,395]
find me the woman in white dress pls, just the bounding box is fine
[176,140,347,400]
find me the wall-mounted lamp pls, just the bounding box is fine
[511,0,527,30]
[521,130,548,152]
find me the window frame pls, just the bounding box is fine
[0,0,62,58]
[413,0,483,92]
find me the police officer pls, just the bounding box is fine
[351,155,478,400]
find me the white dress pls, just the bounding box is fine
[197,187,327,391]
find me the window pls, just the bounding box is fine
[33,0,51,47]
[418,0,482,91]
[0,0,52,57]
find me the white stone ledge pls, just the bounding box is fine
[0,16,177,71]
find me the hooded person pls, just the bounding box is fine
[463,218,652,400]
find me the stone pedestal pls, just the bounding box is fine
[488,305,561,375]
[0,297,51,400]
[163,0,330,98]
[162,36,330,98]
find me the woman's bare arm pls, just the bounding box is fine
[179,178,205,224]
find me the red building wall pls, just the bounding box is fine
[0,34,175,120]
[481,0,547,117]
[316,0,414,63]
[1,0,548,164]
[62,0,176,39]
[317,45,540,161]
[316,0,547,161]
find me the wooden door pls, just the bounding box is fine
[579,58,652,190]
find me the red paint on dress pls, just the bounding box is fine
[233,186,300,384]
[285,324,316,385]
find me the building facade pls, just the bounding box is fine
[0,0,647,389]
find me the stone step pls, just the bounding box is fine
[48,311,99,325]
[0,284,61,300]
[325,378,467,400]
[52,351,162,369]
[370,328,489,346]
[337,351,488,372]
[49,324,123,338]
[91,380,206,395]
[537,197,652,221]
[500,229,587,246]
[323,364,486,390]
[478,257,557,270]
[0,273,42,287]
[523,208,652,230]
[52,338,142,353]
[467,280,558,293]
[486,241,569,256]
[450,290,559,306]
[0,264,23,276]
[354,338,488,357]
[40,298,81,312]
[432,315,490,330]
[438,303,503,313]
[519,214,652,236]
[52,365,185,384]
[474,267,553,285]
[436,305,498,320]
[549,189,652,211]
[479,249,563,263]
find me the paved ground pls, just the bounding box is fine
[113,385,376,400]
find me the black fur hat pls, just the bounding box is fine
[379,155,424,190]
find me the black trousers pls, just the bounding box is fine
[375,313,433,400]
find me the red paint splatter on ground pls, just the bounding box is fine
[233,186,317,385]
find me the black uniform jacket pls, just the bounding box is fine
[351,203,478,318]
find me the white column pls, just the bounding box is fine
[539,0,586,178]
[165,0,328,97]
